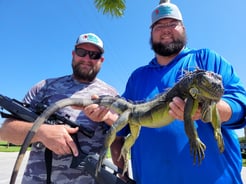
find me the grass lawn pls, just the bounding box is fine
[0,141,22,152]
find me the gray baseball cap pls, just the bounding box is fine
[75,33,104,53]
[151,1,183,27]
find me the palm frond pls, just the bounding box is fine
[94,0,126,17]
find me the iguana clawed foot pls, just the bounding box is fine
[95,149,107,177]
[214,129,224,153]
[190,138,206,164]
[118,146,130,175]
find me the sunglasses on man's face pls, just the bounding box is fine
[75,47,102,60]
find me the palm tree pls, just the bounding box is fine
[94,0,126,17]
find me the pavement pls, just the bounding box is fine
[0,152,245,183]
[0,152,29,184]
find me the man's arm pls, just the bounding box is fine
[0,118,79,156]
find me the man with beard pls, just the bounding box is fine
[108,1,246,184]
[0,33,118,183]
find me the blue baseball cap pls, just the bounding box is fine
[151,0,183,27]
[75,33,104,53]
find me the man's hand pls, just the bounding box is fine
[169,96,231,123]
[84,104,118,125]
[36,124,79,156]
[71,95,118,125]
[83,104,112,122]
[168,97,201,121]
[82,95,119,125]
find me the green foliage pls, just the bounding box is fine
[239,137,246,143]
[94,0,126,17]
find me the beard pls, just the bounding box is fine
[150,32,187,56]
[72,60,101,82]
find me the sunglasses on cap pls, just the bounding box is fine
[74,47,102,60]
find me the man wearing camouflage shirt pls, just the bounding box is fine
[0,33,118,183]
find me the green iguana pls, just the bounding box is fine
[11,69,224,182]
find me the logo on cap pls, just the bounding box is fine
[155,6,173,16]
[82,34,100,45]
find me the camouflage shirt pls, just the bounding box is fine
[21,75,118,184]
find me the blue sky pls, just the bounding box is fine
[0,0,245,136]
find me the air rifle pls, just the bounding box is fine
[0,94,136,184]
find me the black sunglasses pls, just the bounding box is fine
[75,47,102,60]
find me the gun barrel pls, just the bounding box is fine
[0,94,38,122]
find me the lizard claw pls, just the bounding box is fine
[95,150,107,177]
[190,138,206,165]
[214,130,224,153]
[119,146,130,175]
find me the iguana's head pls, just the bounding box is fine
[186,69,224,101]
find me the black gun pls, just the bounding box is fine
[0,94,136,184]
[0,94,94,138]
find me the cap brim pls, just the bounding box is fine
[75,42,104,53]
